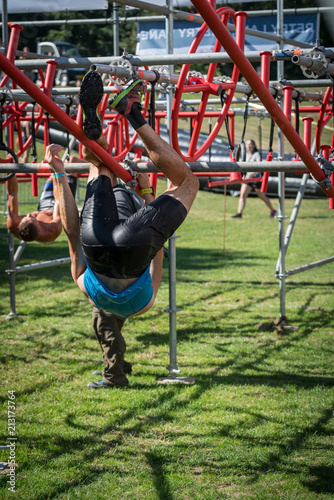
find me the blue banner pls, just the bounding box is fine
[136,14,319,55]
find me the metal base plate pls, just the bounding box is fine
[157,376,196,385]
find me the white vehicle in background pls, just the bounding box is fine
[37,41,85,86]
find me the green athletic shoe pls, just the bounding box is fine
[109,79,144,116]
[79,70,104,140]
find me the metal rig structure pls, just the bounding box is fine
[0,0,333,383]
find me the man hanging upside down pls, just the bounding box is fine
[45,71,199,319]
[6,171,77,242]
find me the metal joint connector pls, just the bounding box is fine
[311,155,334,190]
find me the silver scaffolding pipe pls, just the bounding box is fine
[291,55,334,77]
[14,51,265,70]
[5,6,334,28]
[0,161,315,174]
[7,82,326,106]
[6,91,74,106]
[275,145,334,281]
[6,257,71,274]
[110,0,313,48]
[278,142,318,264]
[16,46,319,71]
[277,0,286,323]
[165,0,180,382]
[286,257,334,277]
[131,161,313,174]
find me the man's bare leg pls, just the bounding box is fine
[108,78,199,212]
[135,124,199,212]
[82,136,116,184]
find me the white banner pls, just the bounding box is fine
[127,0,267,7]
[0,0,108,13]
[136,14,319,55]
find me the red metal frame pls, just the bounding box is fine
[189,0,334,200]
[0,50,132,182]
[315,86,333,154]
[171,7,244,162]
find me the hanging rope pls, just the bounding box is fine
[236,93,251,161]
[268,117,275,155]
[30,102,37,161]
[220,89,235,160]
[148,70,160,132]
[46,112,52,145]
[293,90,300,136]
[65,100,73,160]
[0,97,16,181]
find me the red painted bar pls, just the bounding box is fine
[190,0,334,198]
[260,51,272,88]
[0,51,132,182]
[283,86,294,122]
[302,117,313,151]
[0,24,23,87]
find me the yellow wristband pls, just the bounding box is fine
[141,187,155,196]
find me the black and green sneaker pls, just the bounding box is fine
[79,71,104,140]
[109,79,144,116]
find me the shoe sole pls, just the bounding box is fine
[79,71,104,140]
[109,79,143,111]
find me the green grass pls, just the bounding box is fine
[0,184,334,499]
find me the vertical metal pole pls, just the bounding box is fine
[276,0,287,322]
[2,0,10,155]
[166,0,180,378]
[113,3,119,57]
[7,232,17,318]
[1,0,9,50]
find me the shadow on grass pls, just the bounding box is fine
[9,380,333,500]
[146,450,174,500]
[173,247,271,272]
[303,465,334,494]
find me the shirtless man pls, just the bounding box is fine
[6,172,77,242]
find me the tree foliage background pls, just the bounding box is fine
[8,0,333,55]
[7,0,333,83]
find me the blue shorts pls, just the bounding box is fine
[83,262,153,318]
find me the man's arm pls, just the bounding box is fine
[5,176,22,236]
[51,177,61,225]
[136,173,155,205]
[45,144,86,285]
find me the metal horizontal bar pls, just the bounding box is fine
[282,79,333,88]
[291,55,334,76]
[0,161,312,174]
[248,7,334,16]
[18,45,324,71]
[7,257,71,274]
[133,161,311,173]
[286,256,334,276]
[109,0,203,22]
[14,51,263,70]
[5,7,334,28]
